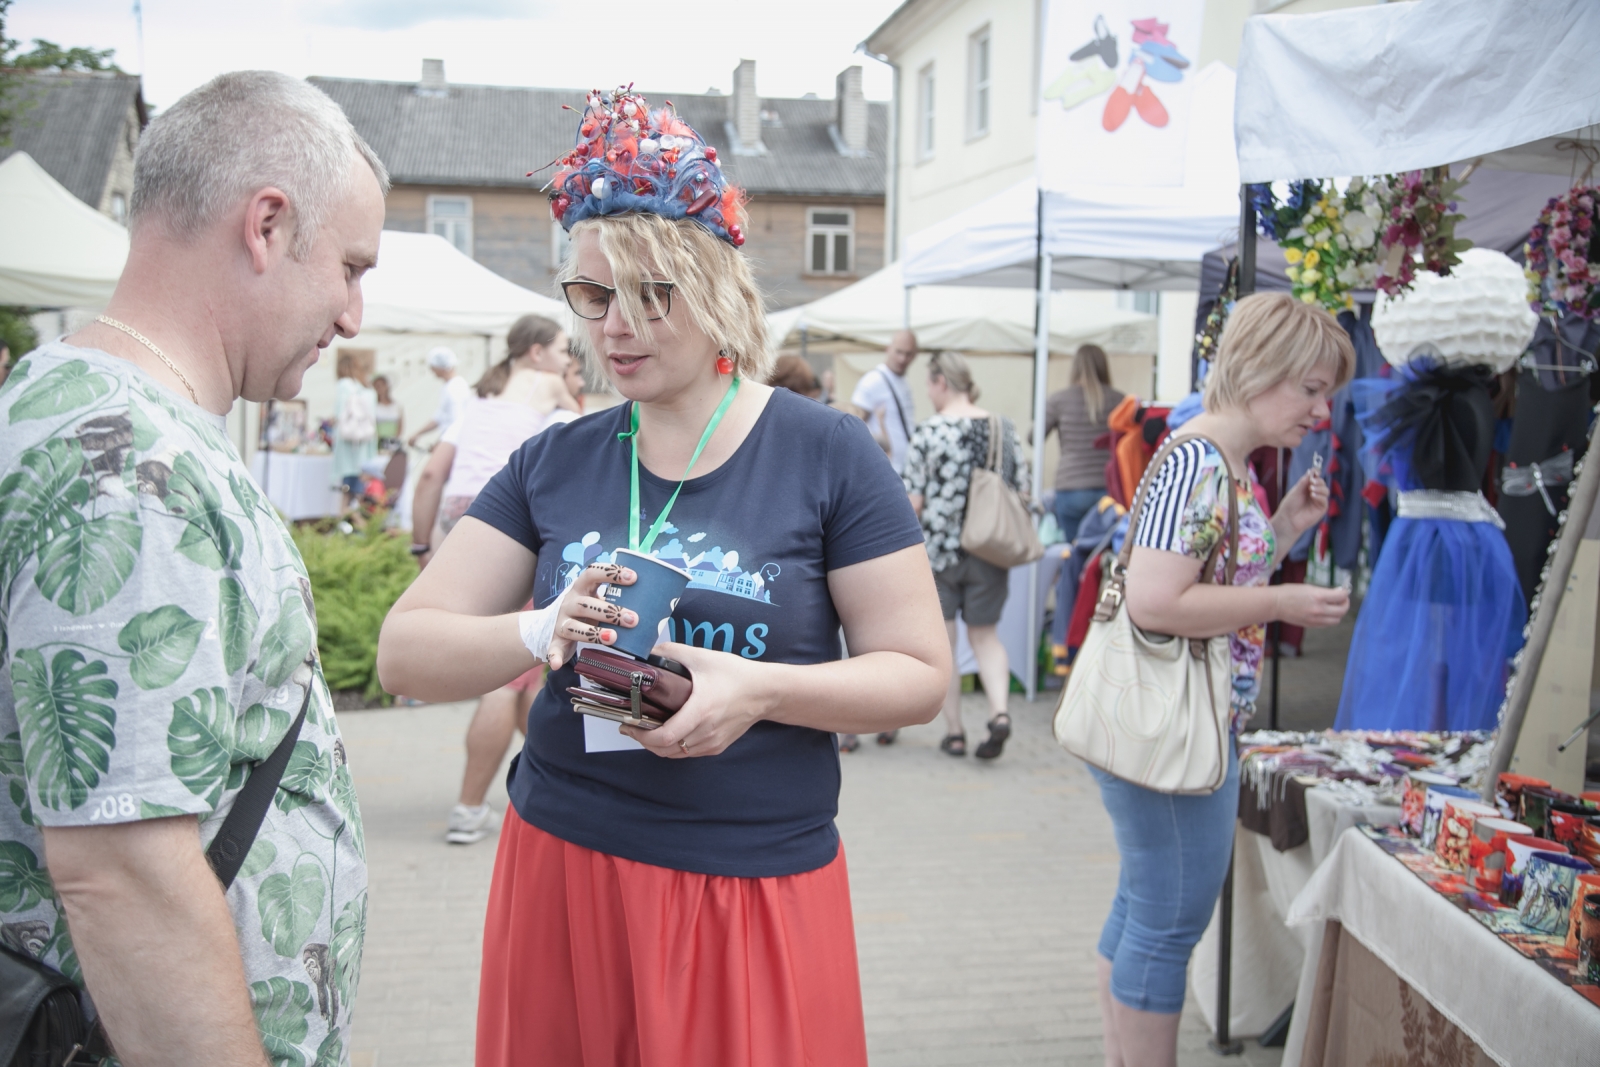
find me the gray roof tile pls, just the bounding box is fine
[0,72,144,207]
[309,76,886,199]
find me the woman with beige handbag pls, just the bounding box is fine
[903,352,1033,759]
[1060,294,1354,1067]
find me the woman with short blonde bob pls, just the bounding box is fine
[378,89,948,1067]
[1089,292,1354,1067]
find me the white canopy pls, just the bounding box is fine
[0,152,128,307]
[1235,0,1600,183]
[901,62,1240,291]
[360,230,568,334]
[770,261,1157,354]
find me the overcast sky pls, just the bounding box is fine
[12,0,903,112]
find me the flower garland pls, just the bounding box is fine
[1370,168,1467,297]
[1249,171,1466,310]
[1524,186,1600,319]
[1249,179,1382,311]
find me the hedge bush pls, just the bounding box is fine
[292,516,415,701]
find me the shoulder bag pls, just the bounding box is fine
[960,415,1044,569]
[1052,434,1239,795]
[0,687,309,1067]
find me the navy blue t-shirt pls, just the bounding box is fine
[466,388,924,877]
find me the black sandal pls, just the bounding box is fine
[940,733,967,757]
[838,733,861,753]
[876,729,899,745]
[974,714,1012,760]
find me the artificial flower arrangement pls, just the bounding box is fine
[1524,185,1600,319]
[1248,170,1467,312]
[1370,168,1468,297]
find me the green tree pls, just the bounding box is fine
[10,40,122,74]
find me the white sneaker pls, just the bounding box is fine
[446,803,496,844]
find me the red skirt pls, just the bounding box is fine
[476,809,868,1067]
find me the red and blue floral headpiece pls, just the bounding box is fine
[542,86,747,248]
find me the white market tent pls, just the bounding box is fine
[892,58,1241,701]
[900,61,1240,294]
[1234,0,1600,183]
[358,229,568,334]
[902,60,1241,505]
[286,231,572,496]
[0,152,128,307]
[768,261,1157,355]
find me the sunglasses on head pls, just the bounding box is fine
[561,280,675,321]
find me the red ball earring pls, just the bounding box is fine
[716,355,734,375]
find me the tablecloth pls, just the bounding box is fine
[248,451,342,521]
[1283,830,1600,1067]
[1189,788,1401,1036]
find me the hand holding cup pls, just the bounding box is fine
[547,561,639,669]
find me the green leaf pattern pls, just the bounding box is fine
[167,687,233,809]
[12,649,117,811]
[251,977,313,1067]
[0,347,365,1064]
[118,605,204,690]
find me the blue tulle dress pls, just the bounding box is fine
[1333,361,1527,732]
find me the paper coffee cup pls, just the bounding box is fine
[604,548,692,660]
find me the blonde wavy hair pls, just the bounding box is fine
[559,213,773,382]
[1203,292,1355,412]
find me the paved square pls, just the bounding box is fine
[340,694,1285,1066]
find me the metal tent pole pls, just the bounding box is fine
[1026,187,1052,703]
[1210,183,1257,1059]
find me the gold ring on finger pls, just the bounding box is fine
[679,739,689,754]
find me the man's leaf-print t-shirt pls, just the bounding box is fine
[467,387,925,878]
[0,343,365,1067]
[1131,438,1276,725]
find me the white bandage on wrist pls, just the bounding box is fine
[517,600,563,663]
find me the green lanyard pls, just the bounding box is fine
[620,376,741,553]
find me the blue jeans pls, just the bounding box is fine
[1089,745,1240,1014]
[1051,489,1105,648]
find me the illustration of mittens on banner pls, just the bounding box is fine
[1045,60,1117,112]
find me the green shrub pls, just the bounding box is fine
[292,516,415,702]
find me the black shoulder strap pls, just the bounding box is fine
[875,367,913,440]
[206,684,311,889]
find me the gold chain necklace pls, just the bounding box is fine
[95,314,200,405]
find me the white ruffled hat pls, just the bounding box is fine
[1370,248,1538,373]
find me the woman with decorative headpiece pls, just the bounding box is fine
[1334,248,1534,731]
[377,88,949,1065]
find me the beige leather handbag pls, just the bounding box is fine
[1052,435,1239,795]
[960,415,1044,569]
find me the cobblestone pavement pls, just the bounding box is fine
[339,692,1287,1067]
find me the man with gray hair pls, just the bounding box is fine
[0,71,385,1066]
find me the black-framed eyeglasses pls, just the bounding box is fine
[561,280,675,321]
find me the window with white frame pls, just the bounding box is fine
[807,208,854,275]
[968,27,992,139]
[550,218,572,272]
[427,195,473,256]
[917,63,936,160]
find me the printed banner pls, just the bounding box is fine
[1037,0,1207,190]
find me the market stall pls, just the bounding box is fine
[1196,0,1600,1058]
